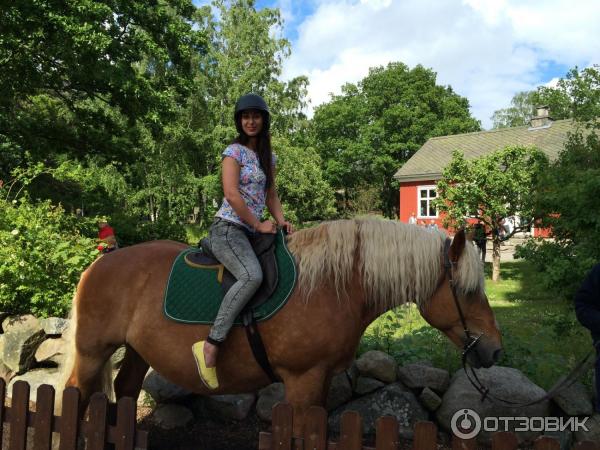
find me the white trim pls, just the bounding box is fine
[417,185,439,218]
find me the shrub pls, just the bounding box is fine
[0,196,97,317]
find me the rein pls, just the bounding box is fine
[442,238,594,407]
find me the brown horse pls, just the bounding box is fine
[61,218,502,434]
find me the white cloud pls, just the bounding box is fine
[282,0,600,128]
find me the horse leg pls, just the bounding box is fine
[66,345,116,410]
[281,366,332,436]
[114,345,149,401]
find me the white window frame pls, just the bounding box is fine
[417,185,439,218]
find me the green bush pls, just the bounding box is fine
[0,196,97,317]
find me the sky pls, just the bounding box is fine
[199,0,600,129]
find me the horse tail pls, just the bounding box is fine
[56,282,115,412]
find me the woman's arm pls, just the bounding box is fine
[222,157,275,233]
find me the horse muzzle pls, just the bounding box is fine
[463,334,503,368]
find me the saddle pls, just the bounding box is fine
[184,232,278,311]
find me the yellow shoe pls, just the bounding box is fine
[192,341,219,390]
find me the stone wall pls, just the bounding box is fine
[1,314,598,445]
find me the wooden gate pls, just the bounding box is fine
[0,378,147,449]
[258,402,599,450]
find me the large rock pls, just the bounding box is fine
[436,366,550,444]
[40,318,69,336]
[419,387,442,412]
[256,383,285,422]
[35,337,67,365]
[552,379,593,416]
[8,368,61,402]
[328,382,428,438]
[150,404,194,430]
[142,369,192,403]
[2,315,46,373]
[326,371,353,411]
[397,363,450,393]
[203,393,256,420]
[355,350,397,383]
[354,376,385,395]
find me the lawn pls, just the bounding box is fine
[358,259,593,391]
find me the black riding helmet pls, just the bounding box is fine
[234,93,270,134]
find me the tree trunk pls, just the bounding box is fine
[492,237,501,282]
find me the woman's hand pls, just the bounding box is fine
[278,220,294,235]
[256,220,277,234]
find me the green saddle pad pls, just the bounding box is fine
[163,229,297,324]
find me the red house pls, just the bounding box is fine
[393,110,575,237]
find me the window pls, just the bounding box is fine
[418,185,438,218]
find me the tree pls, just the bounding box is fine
[0,0,205,171]
[491,66,599,129]
[271,137,336,223]
[311,62,480,217]
[0,0,206,226]
[436,146,549,281]
[516,66,600,298]
[491,91,537,129]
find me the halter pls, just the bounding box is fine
[442,237,594,406]
[442,238,483,361]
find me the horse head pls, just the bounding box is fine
[420,229,503,368]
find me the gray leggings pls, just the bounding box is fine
[207,218,263,343]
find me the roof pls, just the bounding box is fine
[393,119,576,182]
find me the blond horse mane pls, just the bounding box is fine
[287,218,483,312]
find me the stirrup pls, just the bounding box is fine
[192,341,219,390]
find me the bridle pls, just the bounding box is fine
[441,238,593,407]
[442,238,483,362]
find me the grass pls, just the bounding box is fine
[358,259,593,391]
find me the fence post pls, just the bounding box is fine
[59,386,81,450]
[532,435,560,450]
[412,421,437,450]
[375,416,398,450]
[339,410,362,450]
[491,431,519,450]
[271,402,294,450]
[32,384,55,450]
[9,380,30,450]
[115,396,136,450]
[303,406,328,450]
[86,392,109,450]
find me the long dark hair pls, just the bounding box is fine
[234,112,274,189]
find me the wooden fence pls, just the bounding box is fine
[0,378,147,450]
[259,402,599,450]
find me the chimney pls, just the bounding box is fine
[529,105,552,129]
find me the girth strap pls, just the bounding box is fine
[242,311,280,383]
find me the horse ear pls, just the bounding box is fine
[449,228,466,263]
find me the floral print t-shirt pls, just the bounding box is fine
[215,143,276,230]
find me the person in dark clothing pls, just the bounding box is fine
[574,263,600,412]
[472,222,487,264]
